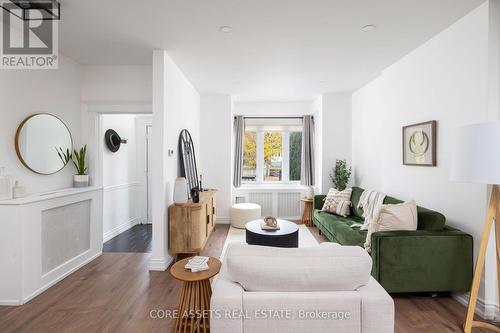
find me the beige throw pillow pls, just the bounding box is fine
[322,188,352,217]
[364,201,418,252]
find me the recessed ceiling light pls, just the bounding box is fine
[219,26,233,33]
[361,25,376,32]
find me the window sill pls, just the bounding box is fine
[236,183,308,191]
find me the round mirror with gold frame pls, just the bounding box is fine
[15,113,73,175]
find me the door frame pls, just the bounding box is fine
[83,103,152,247]
[135,116,153,224]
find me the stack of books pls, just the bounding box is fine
[185,256,209,272]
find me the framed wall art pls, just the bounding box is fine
[402,120,436,166]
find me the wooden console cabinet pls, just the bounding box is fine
[169,189,217,254]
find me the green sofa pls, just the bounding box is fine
[313,186,473,293]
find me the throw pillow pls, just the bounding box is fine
[322,188,352,216]
[364,200,418,252]
[335,200,352,217]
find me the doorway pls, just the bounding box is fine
[95,113,153,253]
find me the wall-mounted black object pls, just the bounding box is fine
[190,187,200,203]
[1,0,61,20]
[178,129,199,198]
[105,129,127,153]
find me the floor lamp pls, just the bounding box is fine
[451,122,500,333]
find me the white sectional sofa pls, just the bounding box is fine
[211,243,394,333]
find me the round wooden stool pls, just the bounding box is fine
[170,257,221,333]
[301,198,314,227]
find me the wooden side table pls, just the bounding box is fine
[170,257,221,333]
[301,198,314,227]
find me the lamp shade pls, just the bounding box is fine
[450,122,500,185]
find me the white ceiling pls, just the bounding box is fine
[58,0,486,101]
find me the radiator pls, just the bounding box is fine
[248,192,273,216]
[277,192,302,218]
[236,189,305,219]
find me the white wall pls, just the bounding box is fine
[312,96,323,193]
[352,3,495,317]
[80,65,153,241]
[233,101,313,117]
[484,0,500,320]
[101,114,142,241]
[320,93,352,193]
[164,60,201,201]
[0,55,82,194]
[150,50,200,270]
[200,94,233,220]
[81,65,152,103]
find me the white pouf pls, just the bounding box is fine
[230,203,262,229]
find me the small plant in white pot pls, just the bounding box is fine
[57,145,89,187]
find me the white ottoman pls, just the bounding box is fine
[230,203,262,229]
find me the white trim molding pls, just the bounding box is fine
[85,102,152,114]
[454,292,500,322]
[103,217,141,242]
[216,217,230,224]
[149,256,174,271]
[102,181,140,192]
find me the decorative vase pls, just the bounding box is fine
[12,180,27,198]
[306,186,314,199]
[0,167,13,200]
[173,177,188,204]
[74,175,89,188]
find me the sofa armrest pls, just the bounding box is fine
[370,228,473,293]
[210,277,244,333]
[357,277,394,333]
[314,195,326,210]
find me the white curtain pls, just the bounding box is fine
[233,116,244,187]
[301,115,315,186]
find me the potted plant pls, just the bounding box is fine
[57,145,89,187]
[329,159,352,191]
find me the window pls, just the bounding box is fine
[242,118,302,184]
[242,131,256,181]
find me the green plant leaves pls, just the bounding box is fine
[72,145,87,175]
[330,159,351,191]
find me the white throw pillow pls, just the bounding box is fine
[322,188,352,216]
[364,201,418,252]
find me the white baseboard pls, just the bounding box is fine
[0,299,22,306]
[103,217,141,242]
[149,255,174,271]
[454,292,500,322]
[216,217,230,224]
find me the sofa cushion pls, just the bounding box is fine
[350,187,365,218]
[322,188,352,216]
[383,196,445,231]
[350,187,446,231]
[226,243,372,292]
[314,210,366,246]
[365,201,418,252]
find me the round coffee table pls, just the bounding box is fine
[245,219,299,248]
[170,257,221,333]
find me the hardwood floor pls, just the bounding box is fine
[103,224,152,253]
[0,224,490,333]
